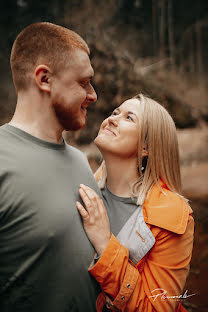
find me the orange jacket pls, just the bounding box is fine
[89,174,194,312]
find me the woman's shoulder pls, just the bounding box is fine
[143,182,193,234]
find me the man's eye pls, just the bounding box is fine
[80,81,88,87]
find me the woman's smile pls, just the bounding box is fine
[103,127,116,136]
[94,99,140,158]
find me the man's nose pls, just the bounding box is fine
[87,85,97,103]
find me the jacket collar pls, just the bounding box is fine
[143,181,193,234]
[95,168,192,234]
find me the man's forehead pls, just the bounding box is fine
[70,49,90,65]
[70,49,94,76]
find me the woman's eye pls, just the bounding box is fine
[111,111,118,116]
[127,115,133,121]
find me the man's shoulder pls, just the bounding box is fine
[65,143,90,165]
[0,124,9,136]
[0,124,14,148]
[65,143,86,158]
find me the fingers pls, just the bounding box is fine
[77,184,107,219]
[80,184,98,201]
[81,185,107,216]
[79,184,100,211]
[78,187,95,215]
[76,202,89,219]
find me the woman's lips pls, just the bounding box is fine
[103,127,116,136]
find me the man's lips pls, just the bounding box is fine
[81,104,88,115]
[103,127,116,136]
[81,103,89,110]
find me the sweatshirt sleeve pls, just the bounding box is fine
[88,214,194,312]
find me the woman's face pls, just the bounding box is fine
[94,99,140,158]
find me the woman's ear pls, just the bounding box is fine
[142,145,148,157]
[34,65,51,93]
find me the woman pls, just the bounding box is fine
[76,94,194,312]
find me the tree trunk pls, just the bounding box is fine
[168,0,175,70]
[152,0,157,57]
[159,0,166,58]
[196,22,203,86]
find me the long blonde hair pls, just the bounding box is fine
[95,94,182,205]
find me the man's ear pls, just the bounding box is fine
[34,65,52,93]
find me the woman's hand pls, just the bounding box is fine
[76,184,111,256]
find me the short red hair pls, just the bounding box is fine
[10,22,90,92]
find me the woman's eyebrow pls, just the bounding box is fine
[112,108,137,117]
[127,111,137,117]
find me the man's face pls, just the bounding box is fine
[50,49,97,131]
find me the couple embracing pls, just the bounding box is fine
[0,22,194,312]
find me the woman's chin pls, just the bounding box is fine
[94,135,102,149]
[94,135,108,152]
[93,135,98,145]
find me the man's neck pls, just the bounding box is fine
[9,119,63,144]
[9,90,64,144]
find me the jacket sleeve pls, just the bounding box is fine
[88,214,194,312]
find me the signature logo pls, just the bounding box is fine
[149,288,196,302]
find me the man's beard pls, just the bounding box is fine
[52,99,86,131]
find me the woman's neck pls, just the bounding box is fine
[103,153,139,197]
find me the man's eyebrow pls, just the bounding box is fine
[83,70,94,80]
[83,75,93,80]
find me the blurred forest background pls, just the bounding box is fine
[0,0,207,311]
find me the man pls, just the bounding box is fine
[0,22,100,312]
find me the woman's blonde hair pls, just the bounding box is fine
[95,94,183,205]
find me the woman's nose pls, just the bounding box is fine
[108,115,118,126]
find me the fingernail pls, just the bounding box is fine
[80,184,85,188]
